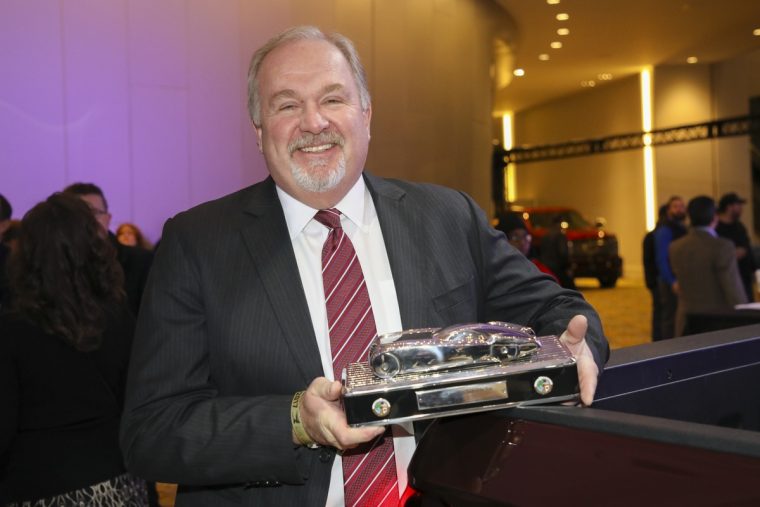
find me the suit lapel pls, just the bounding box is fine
[239,178,324,384]
[365,173,432,329]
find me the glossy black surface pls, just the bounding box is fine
[407,324,760,506]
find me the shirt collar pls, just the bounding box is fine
[276,176,367,240]
[694,225,717,237]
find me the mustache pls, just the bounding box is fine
[288,131,345,154]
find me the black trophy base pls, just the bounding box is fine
[343,335,578,427]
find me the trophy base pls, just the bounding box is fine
[343,335,578,427]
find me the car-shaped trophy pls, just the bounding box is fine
[342,322,579,426]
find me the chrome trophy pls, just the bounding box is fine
[343,321,579,426]
[369,322,539,379]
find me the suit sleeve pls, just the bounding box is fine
[119,217,312,486]
[462,193,610,371]
[717,240,748,307]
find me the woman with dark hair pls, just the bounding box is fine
[0,193,148,506]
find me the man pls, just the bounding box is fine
[670,196,747,337]
[120,26,608,506]
[63,183,153,316]
[0,194,12,307]
[642,204,668,341]
[501,212,559,283]
[716,192,756,302]
[539,214,575,289]
[653,196,687,340]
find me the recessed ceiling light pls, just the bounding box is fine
[556,13,570,21]
[513,68,525,77]
[538,53,550,61]
[753,28,760,36]
[557,28,570,36]
[550,41,563,49]
[581,80,596,88]
[686,56,698,64]
[598,73,613,80]
[547,0,560,4]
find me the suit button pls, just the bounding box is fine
[318,448,333,463]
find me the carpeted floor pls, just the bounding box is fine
[576,277,652,350]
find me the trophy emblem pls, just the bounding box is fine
[342,322,579,426]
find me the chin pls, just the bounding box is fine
[291,159,347,193]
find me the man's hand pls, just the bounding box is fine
[295,377,384,450]
[559,314,599,406]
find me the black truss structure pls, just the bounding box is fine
[500,114,760,165]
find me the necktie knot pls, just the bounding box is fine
[314,208,342,230]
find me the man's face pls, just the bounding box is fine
[254,39,371,209]
[729,202,743,220]
[78,194,111,236]
[668,199,686,222]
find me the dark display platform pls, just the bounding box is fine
[405,325,760,506]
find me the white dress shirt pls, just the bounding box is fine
[276,177,416,506]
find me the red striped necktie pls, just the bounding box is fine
[313,208,398,507]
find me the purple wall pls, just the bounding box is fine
[0,0,269,242]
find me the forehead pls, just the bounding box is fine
[258,38,357,96]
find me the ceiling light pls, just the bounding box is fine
[686,56,698,64]
[538,53,550,61]
[557,28,570,36]
[546,0,560,4]
[598,73,613,80]
[550,41,563,49]
[753,28,760,36]
[581,80,596,87]
[513,68,525,77]
[556,13,570,21]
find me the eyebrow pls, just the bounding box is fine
[268,83,348,104]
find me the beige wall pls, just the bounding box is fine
[513,76,646,280]
[511,47,760,281]
[244,0,508,211]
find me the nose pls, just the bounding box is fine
[300,103,329,133]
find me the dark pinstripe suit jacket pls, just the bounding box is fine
[120,173,608,506]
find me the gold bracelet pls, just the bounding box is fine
[291,391,320,449]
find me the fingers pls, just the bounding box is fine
[299,378,385,450]
[576,352,599,406]
[559,314,598,406]
[559,314,588,347]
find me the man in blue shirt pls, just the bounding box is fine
[653,196,687,340]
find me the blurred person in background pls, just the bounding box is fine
[670,195,746,337]
[502,212,559,283]
[539,214,576,289]
[0,193,148,506]
[642,204,669,341]
[654,196,687,340]
[117,222,153,251]
[0,194,12,309]
[716,192,756,302]
[63,183,153,316]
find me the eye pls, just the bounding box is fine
[278,103,297,111]
[324,96,345,105]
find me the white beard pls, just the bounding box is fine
[290,152,346,193]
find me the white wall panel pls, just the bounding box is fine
[0,0,67,215]
[62,0,132,227]
[131,86,190,242]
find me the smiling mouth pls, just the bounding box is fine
[299,144,334,153]
[289,132,345,155]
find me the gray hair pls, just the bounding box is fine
[246,26,371,127]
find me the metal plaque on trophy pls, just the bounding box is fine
[342,322,579,427]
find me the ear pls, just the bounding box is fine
[363,104,372,140]
[255,125,264,153]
